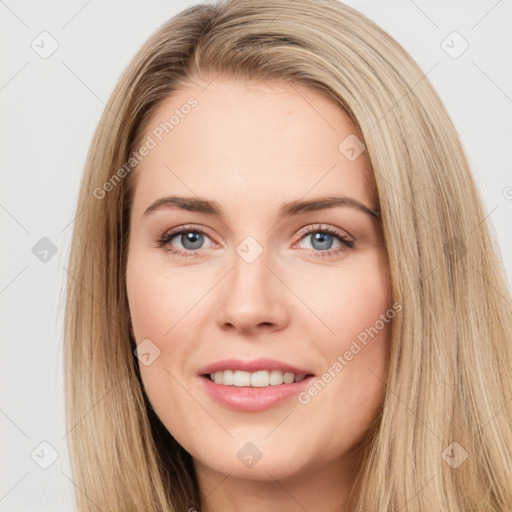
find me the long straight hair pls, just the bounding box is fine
[64,0,512,510]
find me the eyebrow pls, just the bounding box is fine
[143,195,379,220]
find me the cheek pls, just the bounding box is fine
[291,251,391,345]
[126,257,205,441]
[127,276,169,342]
[126,259,200,343]
[293,252,392,417]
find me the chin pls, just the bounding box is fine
[190,436,316,482]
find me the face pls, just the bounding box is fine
[126,77,392,486]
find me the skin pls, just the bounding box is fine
[126,76,392,512]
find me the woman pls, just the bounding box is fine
[64,0,512,510]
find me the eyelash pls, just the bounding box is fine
[156,223,355,260]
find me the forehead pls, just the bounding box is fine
[130,77,374,211]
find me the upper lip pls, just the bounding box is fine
[198,358,314,376]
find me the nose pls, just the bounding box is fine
[215,246,290,335]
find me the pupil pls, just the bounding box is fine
[312,232,333,250]
[182,232,203,250]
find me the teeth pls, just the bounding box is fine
[269,369,284,385]
[234,370,251,386]
[251,370,269,387]
[221,369,233,385]
[209,370,308,386]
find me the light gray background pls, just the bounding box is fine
[1,0,511,510]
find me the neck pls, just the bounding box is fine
[194,452,362,512]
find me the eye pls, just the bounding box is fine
[157,224,214,259]
[294,224,355,259]
[157,223,355,260]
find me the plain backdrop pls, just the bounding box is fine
[1,0,511,510]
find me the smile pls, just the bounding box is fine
[205,369,310,386]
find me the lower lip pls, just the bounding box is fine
[199,375,315,411]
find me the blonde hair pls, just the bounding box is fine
[64,0,512,510]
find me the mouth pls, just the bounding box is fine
[201,369,315,387]
[197,358,316,410]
